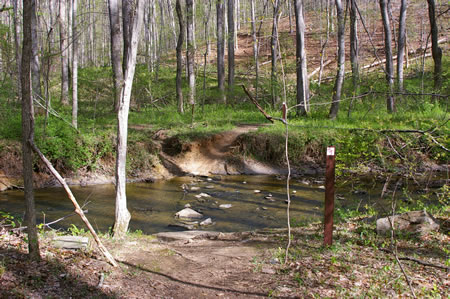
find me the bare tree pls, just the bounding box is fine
[250,0,259,100]
[202,0,212,110]
[227,0,235,101]
[426,0,442,89]
[271,0,281,108]
[217,0,226,103]
[348,0,359,117]
[31,0,42,100]
[13,0,21,98]
[396,0,407,91]
[108,0,124,112]
[176,0,184,113]
[380,0,395,112]
[59,0,69,105]
[122,0,132,71]
[21,0,40,260]
[113,0,144,238]
[72,0,78,128]
[328,0,345,119]
[186,0,196,117]
[294,0,309,116]
[166,0,178,48]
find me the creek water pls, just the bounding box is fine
[0,175,442,234]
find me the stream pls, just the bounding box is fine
[0,175,444,234]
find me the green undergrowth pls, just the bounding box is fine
[0,57,447,175]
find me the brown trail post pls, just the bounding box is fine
[324,146,335,246]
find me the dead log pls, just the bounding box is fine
[241,85,274,123]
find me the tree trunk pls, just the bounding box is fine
[114,0,144,239]
[176,0,185,113]
[348,0,359,116]
[72,0,78,128]
[202,0,212,111]
[21,0,40,260]
[186,0,196,114]
[380,0,395,112]
[122,0,132,72]
[227,0,235,101]
[250,0,259,100]
[31,0,42,101]
[271,0,280,108]
[328,0,345,119]
[167,0,178,48]
[426,0,442,89]
[155,0,165,80]
[13,0,22,99]
[108,0,124,112]
[294,0,309,116]
[396,0,406,91]
[59,0,69,105]
[217,0,226,103]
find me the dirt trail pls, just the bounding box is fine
[162,124,283,176]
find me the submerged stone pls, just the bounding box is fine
[219,204,232,209]
[175,208,203,219]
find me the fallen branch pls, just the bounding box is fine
[308,59,332,79]
[241,85,274,123]
[12,209,88,232]
[30,141,118,267]
[380,248,450,271]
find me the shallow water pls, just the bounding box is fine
[0,174,443,234]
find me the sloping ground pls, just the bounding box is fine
[160,124,284,176]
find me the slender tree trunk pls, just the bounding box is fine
[22,0,40,260]
[396,0,407,91]
[348,0,359,117]
[227,0,235,101]
[294,0,309,116]
[328,0,345,119]
[31,0,42,100]
[217,0,226,103]
[271,0,280,108]
[380,0,395,112]
[426,0,442,89]
[250,0,259,100]
[155,0,165,80]
[176,0,184,113]
[72,0,78,128]
[167,0,178,48]
[59,0,69,105]
[108,0,124,112]
[186,0,195,117]
[13,0,22,99]
[114,0,144,239]
[122,0,131,72]
[202,0,212,111]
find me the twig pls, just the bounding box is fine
[379,248,450,271]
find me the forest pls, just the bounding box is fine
[0,0,449,297]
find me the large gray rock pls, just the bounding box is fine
[175,208,203,219]
[376,210,440,235]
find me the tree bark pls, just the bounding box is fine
[31,0,42,100]
[294,0,309,116]
[21,0,40,260]
[380,0,395,112]
[348,0,359,116]
[108,0,124,112]
[217,0,226,103]
[186,0,196,112]
[114,0,144,239]
[271,0,280,108]
[202,0,212,111]
[328,0,345,119]
[59,0,69,105]
[13,0,22,99]
[122,0,132,72]
[167,0,178,48]
[176,0,185,113]
[72,0,78,128]
[250,0,259,100]
[426,0,442,89]
[396,0,406,91]
[227,0,235,101]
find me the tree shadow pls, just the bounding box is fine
[118,260,268,297]
[0,245,116,298]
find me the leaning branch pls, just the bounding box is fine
[380,248,450,271]
[30,141,118,267]
[241,85,274,123]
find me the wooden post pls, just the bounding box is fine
[324,146,335,246]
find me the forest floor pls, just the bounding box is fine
[1,217,449,298]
